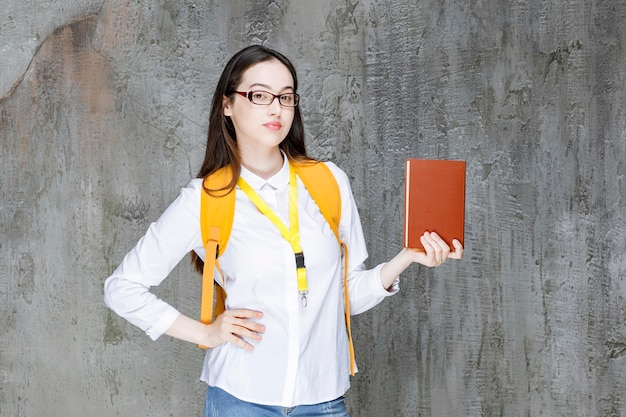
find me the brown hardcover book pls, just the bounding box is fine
[403,158,466,250]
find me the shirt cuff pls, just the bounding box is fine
[145,309,181,341]
[374,263,400,296]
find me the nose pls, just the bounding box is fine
[267,96,283,115]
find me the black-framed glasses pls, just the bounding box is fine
[234,90,300,107]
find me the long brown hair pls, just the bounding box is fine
[192,45,311,272]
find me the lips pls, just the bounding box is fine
[263,121,282,131]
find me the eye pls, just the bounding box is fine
[252,91,269,100]
[280,94,293,104]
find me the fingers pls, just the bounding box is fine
[449,238,464,259]
[211,309,266,351]
[419,232,464,266]
[419,231,450,267]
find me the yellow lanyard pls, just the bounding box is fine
[237,163,309,307]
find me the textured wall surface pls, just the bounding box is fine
[1,1,625,416]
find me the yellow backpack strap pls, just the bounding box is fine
[294,161,356,376]
[293,161,341,241]
[198,226,220,349]
[340,241,354,375]
[198,166,235,348]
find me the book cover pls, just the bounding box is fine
[403,158,466,250]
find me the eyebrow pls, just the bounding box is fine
[248,83,294,92]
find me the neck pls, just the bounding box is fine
[240,147,284,179]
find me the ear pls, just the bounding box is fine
[223,95,232,117]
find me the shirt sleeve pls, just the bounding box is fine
[324,162,400,315]
[103,179,205,340]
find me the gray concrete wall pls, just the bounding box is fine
[1,1,625,416]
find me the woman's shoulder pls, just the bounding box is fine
[180,177,205,196]
[186,177,205,189]
[311,160,348,182]
[170,178,204,210]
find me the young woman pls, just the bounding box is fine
[104,45,463,416]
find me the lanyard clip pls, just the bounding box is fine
[300,290,308,308]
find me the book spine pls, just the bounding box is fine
[403,160,410,247]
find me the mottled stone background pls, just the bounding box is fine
[1,1,625,416]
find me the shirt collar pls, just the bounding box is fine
[239,154,290,191]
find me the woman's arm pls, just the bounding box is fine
[380,231,464,290]
[104,180,204,339]
[104,180,267,350]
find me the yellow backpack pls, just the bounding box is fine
[198,160,355,375]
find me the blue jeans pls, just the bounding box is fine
[203,386,349,417]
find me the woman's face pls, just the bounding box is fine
[223,59,296,155]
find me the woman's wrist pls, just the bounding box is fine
[380,248,414,289]
[164,315,215,347]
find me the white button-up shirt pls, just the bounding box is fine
[104,159,399,407]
